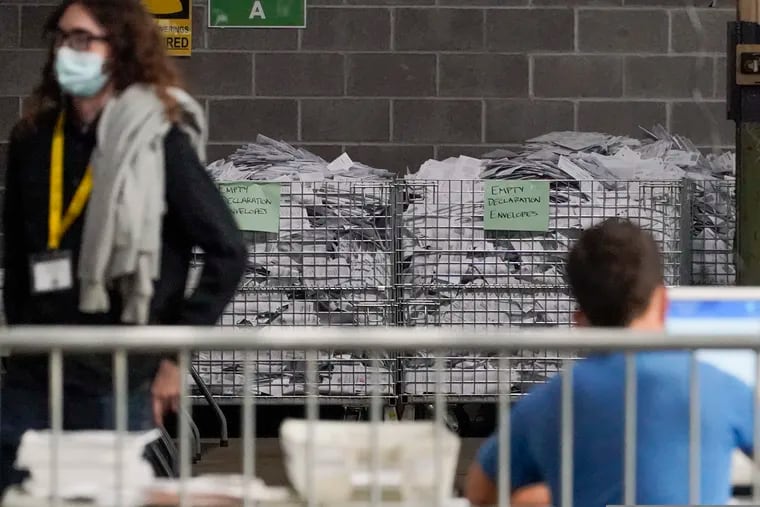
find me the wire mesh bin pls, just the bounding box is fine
[183,178,737,405]
[191,181,397,404]
[690,179,736,286]
[396,179,686,402]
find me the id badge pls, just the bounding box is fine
[30,251,73,293]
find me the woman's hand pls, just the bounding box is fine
[152,359,181,426]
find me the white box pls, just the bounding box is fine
[280,420,460,503]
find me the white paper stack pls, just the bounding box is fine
[193,349,395,397]
[15,429,160,507]
[206,137,393,330]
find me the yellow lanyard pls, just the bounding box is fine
[48,111,93,250]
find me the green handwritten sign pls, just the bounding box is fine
[483,180,550,232]
[219,182,281,233]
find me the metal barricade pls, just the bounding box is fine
[1,326,760,507]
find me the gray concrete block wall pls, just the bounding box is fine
[0,0,735,178]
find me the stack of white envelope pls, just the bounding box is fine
[15,429,160,507]
[205,136,394,331]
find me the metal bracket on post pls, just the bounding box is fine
[729,4,760,285]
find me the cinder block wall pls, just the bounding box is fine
[0,1,734,178]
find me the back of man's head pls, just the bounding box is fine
[567,218,665,328]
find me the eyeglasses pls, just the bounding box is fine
[52,28,108,51]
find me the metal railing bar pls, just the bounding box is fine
[560,361,573,507]
[689,352,701,504]
[178,350,191,507]
[49,349,63,507]
[497,356,511,507]
[624,352,637,506]
[242,351,255,507]
[114,349,128,507]
[2,327,760,351]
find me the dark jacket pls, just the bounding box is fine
[2,108,247,393]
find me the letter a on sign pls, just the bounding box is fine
[209,0,305,28]
[249,1,266,19]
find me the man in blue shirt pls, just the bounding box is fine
[465,219,755,506]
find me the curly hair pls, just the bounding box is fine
[25,0,182,123]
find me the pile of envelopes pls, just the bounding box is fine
[195,129,735,398]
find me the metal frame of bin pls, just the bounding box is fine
[395,178,687,405]
[191,180,398,409]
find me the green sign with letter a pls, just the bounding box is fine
[209,0,306,28]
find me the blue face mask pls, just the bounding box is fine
[54,46,108,98]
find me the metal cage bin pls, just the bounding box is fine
[396,179,687,402]
[190,181,398,405]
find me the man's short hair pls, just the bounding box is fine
[566,218,664,327]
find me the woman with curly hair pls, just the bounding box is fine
[1,0,246,491]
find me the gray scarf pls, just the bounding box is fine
[78,84,207,324]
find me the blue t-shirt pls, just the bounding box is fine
[476,352,754,507]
